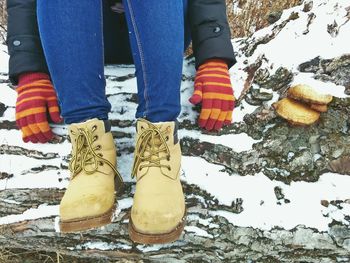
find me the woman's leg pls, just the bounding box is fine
[37,1,111,124]
[36,1,119,234]
[123,0,190,244]
[123,0,186,122]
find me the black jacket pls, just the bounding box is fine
[7,0,236,85]
[7,0,49,84]
[188,0,236,69]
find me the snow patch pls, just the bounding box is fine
[182,156,350,231]
[0,204,59,225]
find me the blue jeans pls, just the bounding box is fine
[37,0,190,124]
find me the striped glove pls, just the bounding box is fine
[189,59,235,131]
[16,72,62,143]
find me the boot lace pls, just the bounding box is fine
[68,126,123,189]
[131,119,173,180]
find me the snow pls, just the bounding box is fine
[184,225,214,238]
[238,0,350,70]
[75,241,132,251]
[183,156,350,231]
[291,75,347,98]
[0,45,9,73]
[180,129,259,153]
[0,169,68,190]
[136,241,186,253]
[0,129,71,155]
[0,83,16,107]
[0,204,59,225]
[187,214,219,228]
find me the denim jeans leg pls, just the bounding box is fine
[37,1,111,124]
[123,0,186,122]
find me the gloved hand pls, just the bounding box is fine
[16,72,62,143]
[189,59,235,131]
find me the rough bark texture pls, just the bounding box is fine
[1,64,350,262]
[1,2,350,261]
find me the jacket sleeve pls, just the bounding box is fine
[188,0,237,69]
[7,0,49,85]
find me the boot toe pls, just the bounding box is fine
[131,203,185,234]
[60,185,115,221]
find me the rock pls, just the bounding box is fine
[298,56,321,73]
[303,1,314,12]
[251,88,274,101]
[0,102,6,117]
[254,67,293,91]
[329,224,350,249]
[327,20,339,38]
[245,94,263,106]
[299,55,350,94]
[328,156,350,175]
[303,12,316,35]
[321,200,329,207]
[0,172,13,180]
[267,11,283,25]
[274,186,285,200]
[254,68,270,84]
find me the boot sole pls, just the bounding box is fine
[128,211,186,244]
[59,205,115,233]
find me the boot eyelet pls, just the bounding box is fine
[165,136,169,141]
[96,145,101,150]
[167,156,170,161]
[92,125,97,131]
[94,135,98,141]
[99,161,104,166]
[168,166,171,171]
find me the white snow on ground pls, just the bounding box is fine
[0,129,71,155]
[0,169,68,190]
[187,214,219,229]
[292,73,348,98]
[182,156,350,231]
[231,0,350,72]
[1,0,350,238]
[75,241,132,251]
[0,83,16,107]
[184,225,213,238]
[0,204,59,225]
[0,45,9,73]
[180,129,260,153]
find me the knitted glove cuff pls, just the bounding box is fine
[18,72,51,87]
[200,58,229,69]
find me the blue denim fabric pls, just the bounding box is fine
[37,0,190,124]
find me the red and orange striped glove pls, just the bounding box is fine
[16,72,62,143]
[189,59,235,131]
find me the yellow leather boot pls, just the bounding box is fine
[128,119,186,244]
[59,118,123,232]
